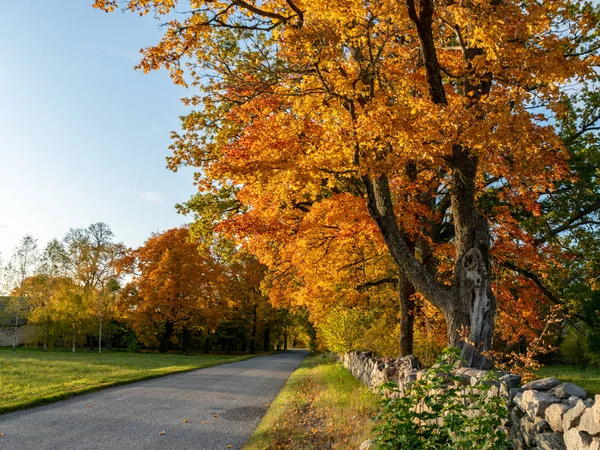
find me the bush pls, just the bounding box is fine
[413,326,445,367]
[358,313,400,357]
[374,348,509,450]
[559,324,600,369]
[560,324,590,367]
[318,307,375,354]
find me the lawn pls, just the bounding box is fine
[244,354,379,450]
[0,347,261,414]
[538,365,600,396]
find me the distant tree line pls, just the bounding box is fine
[0,224,315,354]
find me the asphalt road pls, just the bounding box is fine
[0,350,309,450]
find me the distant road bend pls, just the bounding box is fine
[0,350,309,450]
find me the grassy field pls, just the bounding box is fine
[244,354,379,450]
[538,365,600,396]
[0,347,261,414]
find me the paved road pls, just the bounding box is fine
[0,351,308,450]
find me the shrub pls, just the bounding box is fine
[358,312,400,357]
[374,348,509,450]
[560,324,590,367]
[413,326,445,367]
[318,307,375,354]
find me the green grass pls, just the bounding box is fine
[245,354,379,450]
[538,365,600,396]
[0,347,262,414]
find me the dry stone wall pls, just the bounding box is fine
[343,351,600,450]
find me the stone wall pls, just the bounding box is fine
[343,351,600,450]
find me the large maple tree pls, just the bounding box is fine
[118,227,224,351]
[96,0,600,367]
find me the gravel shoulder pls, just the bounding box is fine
[0,350,309,450]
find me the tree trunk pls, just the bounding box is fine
[98,318,103,354]
[44,317,49,352]
[449,147,496,369]
[249,304,257,354]
[182,327,190,352]
[263,327,271,352]
[72,324,76,353]
[398,272,415,357]
[204,336,211,354]
[284,328,288,351]
[159,321,174,353]
[13,300,19,351]
[363,173,495,368]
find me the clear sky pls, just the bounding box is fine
[0,1,198,259]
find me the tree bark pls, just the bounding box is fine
[449,146,496,368]
[249,304,257,354]
[44,318,49,352]
[98,315,103,354]
[263,326,271,352]
[159,321,174,353]
[398,272,415,357]
[363,171,495,368]
[12,299,19,351]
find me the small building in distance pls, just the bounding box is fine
[0,296,37,347]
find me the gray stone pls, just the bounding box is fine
[545,403,572,432]
[579,407,600,436]
[570,396,583,406]
[516,389,562,420]
[564,400,588,432]
[523,377,561,391]
[500,373,523,389]
[511,403,525,425]
[520,416,550,447]
[509,423,526,450]
[359,439,373,450]
[404,371,418,385]
[536,432,567,450]
[594,395,600,423]
[397,354,421,371]
[464,368,488,379]
[510,387,525,402]
[564,428,593,450]
[552,383,587,400]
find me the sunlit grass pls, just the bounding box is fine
[0,347,261,414]
[245,354,378,449]
[538,364,600,396]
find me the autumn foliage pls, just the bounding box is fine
[93,0,600,367]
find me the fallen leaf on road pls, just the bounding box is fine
[227,446,232,448]
[183,419,188,423]
[184,395,190,398]
[264,403,270,407]
[0,433,5,437]
[202,421,207,425]
[212,415,217,418]
[159,431,166,436]
[88,404,92,408]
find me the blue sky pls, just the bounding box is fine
[0,1,197,258]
